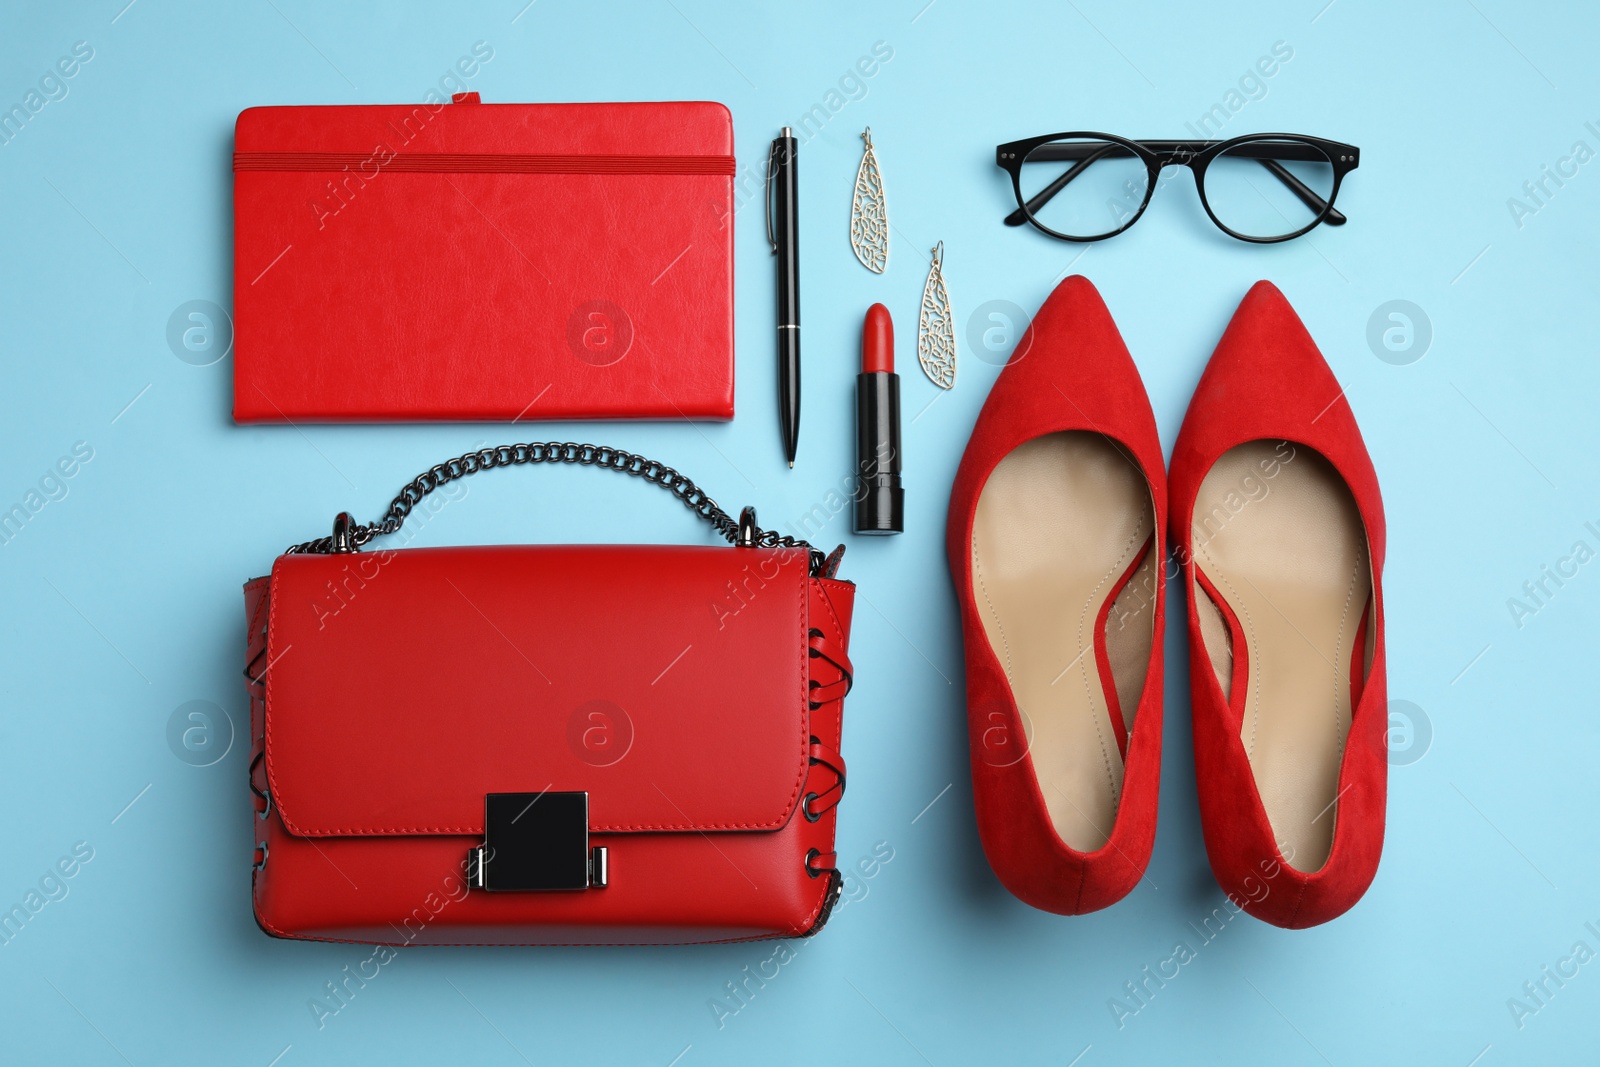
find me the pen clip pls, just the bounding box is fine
[765,138,779,255]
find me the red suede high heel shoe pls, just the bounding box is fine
[946,276,1166,914]
[1170,281,1387,929]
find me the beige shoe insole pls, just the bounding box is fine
[971,431,1155,852]
[1191,441,1371,873]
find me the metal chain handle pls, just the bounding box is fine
[285,441,827,574]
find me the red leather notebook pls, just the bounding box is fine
[232,97,735,422]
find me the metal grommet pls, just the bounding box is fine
[252,841,269,872]
[804,847,823,878]
[802,793,822,823]
[256,790,272,821]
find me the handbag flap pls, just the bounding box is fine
[262,545,810,837]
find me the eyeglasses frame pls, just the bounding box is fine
[995,131,1360,244]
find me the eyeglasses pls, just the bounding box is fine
[995,132,1359,243]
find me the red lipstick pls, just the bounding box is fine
[854,303,904,534]
[862,302,894,373]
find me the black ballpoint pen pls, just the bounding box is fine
[768,127,800,468]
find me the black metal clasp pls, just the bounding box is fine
[330,512,358,554]
[736,505,759,547]
[466,791,608,892]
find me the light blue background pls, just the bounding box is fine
[0,1,1594,1063]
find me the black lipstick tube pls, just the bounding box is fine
[854,371,904,534]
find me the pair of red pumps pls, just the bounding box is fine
[947,277,1386,929]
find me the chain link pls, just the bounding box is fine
[285,442,825,573]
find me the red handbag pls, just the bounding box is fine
[243,444,855,946]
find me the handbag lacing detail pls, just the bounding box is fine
[807,629,854,709]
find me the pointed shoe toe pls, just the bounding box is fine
[1171,281,1387,929]
[946,275,1167,915]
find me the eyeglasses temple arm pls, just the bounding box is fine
[1256,157,1346,225]
[1003,143,1124,227]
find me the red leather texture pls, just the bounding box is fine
[244,545,856,945]
[232,98,735,423]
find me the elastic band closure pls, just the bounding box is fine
[233,151,736,176]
